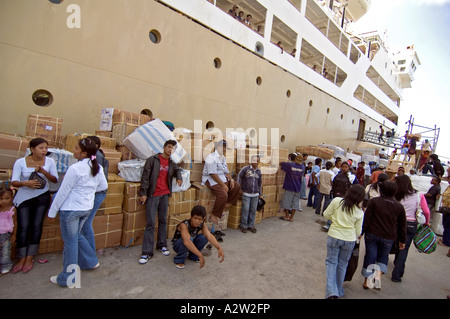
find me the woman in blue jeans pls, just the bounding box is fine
[47,138,107,287]
[360,180,406,290]
[323,184,365,299]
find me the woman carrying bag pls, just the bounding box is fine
[323,184,365,299]
[391,175,430,283]
[11,138,58,274]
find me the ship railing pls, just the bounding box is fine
[360,130,404,149]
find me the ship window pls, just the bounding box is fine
[256,76,262,86]
[141,109,153,119]
[280,135,286,143]
[309,100,313,107]
[286,90,291,98]
[49,0,63,3]
[32,90,53,107]
[326,108,330,114]
[340,114,344,120]
[255,42,264,56]
[149,30,161,44]
[213,58,222,69]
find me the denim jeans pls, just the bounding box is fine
[172,234,208,264]
[392,221,417,281]
[142,195,169,256]
[240,195,259,229]
[0,233,12,272]
[307,185,320,208]
[300,176,307,198]
[361,233,394,278]
[81,190,107,251]
[16,192,51,258]
[57,210,98,287]
[325,236,355,298]
[315,192,331,214]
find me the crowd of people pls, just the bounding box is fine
[0,137,449,299]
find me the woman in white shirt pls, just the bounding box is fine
[48,138,107,287]
[11,138,58,274]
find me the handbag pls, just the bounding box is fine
[416,193,426,225]
[413,224,437,254]
[29,171,46,189]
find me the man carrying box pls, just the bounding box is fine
[139,140,183,264]
[172,205,224,269]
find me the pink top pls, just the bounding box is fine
[0,206,15,234]
[399,192,430,224]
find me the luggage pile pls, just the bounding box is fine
[0,109,293,255]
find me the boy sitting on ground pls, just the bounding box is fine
[171,205,225,269]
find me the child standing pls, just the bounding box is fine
[0,183,16,275]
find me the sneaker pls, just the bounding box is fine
[139,255,151,264]
[175,263,185,269]
[160,247,170,256]
[50,276,58,284]
[322,225,329,231]
[1,268,10,275]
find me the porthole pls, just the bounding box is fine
[206,121,215,130]
[256,76,262,86]
[286,90,291,98]
[309,100,313,107]
[149,29,161,44]
[49,0,63,3]
[255,42,264,56]
[213,58,222,69]
[341,114,344,120]
[141,109,153,119]
[280,135,286,143]
[32,89,53,107]
[249,129,256,138]
[352,119,355,124]
[326,108,330,114]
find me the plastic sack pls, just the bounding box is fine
[172,169,191,193]
[118,159,146,182]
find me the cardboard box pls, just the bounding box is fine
[93,214,123,249]
[123,182,145,213]
[262,185,277,203]
[112,110,151,126]
[121,210,159,247]
[0,133,29,168]
[64,133,117,152]
[0,168,13,183]
[103,149,122,174]
[25,114,63,147]
[167,212,191,239]
[112,123,139,145]
[106,173,125,195]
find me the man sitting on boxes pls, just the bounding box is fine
[139,139,183,264]
[172,205,224,269]
[202,139,240,241]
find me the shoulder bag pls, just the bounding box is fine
[29,171,46,189]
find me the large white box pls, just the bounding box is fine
[123,118,186,163]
